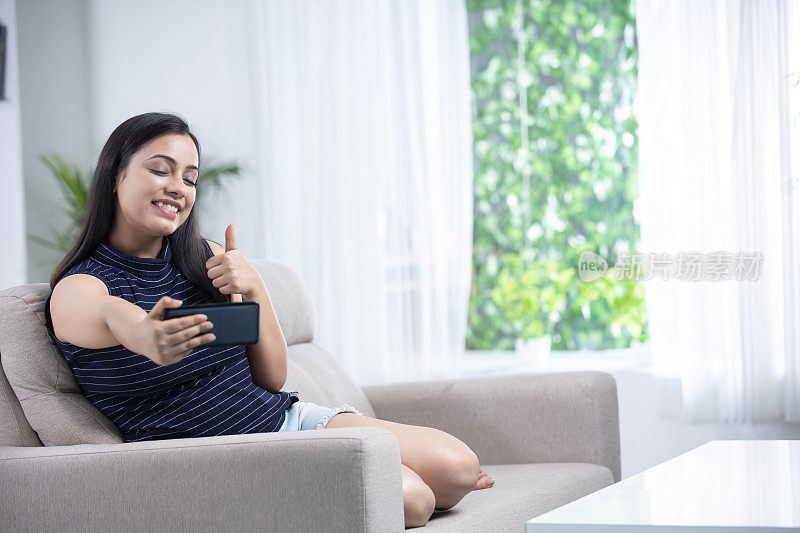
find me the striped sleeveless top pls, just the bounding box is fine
[43,235,300,442]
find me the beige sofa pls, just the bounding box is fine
[0,259,620,532]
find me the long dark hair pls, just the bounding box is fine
[49,111,229,303]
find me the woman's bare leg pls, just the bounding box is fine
[324,412,491,510]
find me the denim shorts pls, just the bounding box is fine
[277,400,364,432]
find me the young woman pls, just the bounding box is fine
[44,112,494,528]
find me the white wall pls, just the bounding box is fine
[17,0,91,284]
[17,0,264,283]
[0,0,27,290]
[613,370,800,478]
[84,0,264,257]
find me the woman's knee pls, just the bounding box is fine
[433,440,481,493]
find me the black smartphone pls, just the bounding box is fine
[163,302,260,347]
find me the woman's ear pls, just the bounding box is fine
[114,169,126,193]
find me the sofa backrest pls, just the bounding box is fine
[0,259,373,446]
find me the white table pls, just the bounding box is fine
[527,440,800,532]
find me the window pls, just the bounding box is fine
[466,0,647,351]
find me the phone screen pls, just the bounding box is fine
[163,302,260,347]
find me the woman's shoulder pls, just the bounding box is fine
[59,255,118,290]
[204,239,224,257]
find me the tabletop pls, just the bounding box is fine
[527,440,800,532]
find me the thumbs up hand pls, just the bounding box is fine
[225,222,237,252]
[205,223,265,302]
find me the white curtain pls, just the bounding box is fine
[245,1,474,386]
[635,0,800,422]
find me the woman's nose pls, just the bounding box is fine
[164,177,188,195]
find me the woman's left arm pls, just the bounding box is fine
[205,225,288,393]
[241,285,287,393]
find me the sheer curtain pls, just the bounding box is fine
[635,0,799,422]
[245,1,474,386]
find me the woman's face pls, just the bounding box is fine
[113,133,199,237]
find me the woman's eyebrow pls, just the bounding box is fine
[145,154,199,172]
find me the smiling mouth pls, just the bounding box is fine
[152,202,179,218]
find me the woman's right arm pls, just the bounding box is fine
[51,274,215,365]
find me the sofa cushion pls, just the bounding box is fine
[0,284,123,446]
[423,462,614,532]
[285,342,376,417]
[249,260,318,346]
[0,350,41,446]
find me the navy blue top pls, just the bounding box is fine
[43,235,299,442]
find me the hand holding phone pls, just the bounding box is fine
[129,296,218,366]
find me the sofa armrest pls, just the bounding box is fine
[0,427,404,532]
[362,371,621,482]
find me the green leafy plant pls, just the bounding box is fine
[466,0,648,351]
[28,153,242,254]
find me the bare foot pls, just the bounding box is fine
[473,469,495,490]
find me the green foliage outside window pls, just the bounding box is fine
[466,0,649,350]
